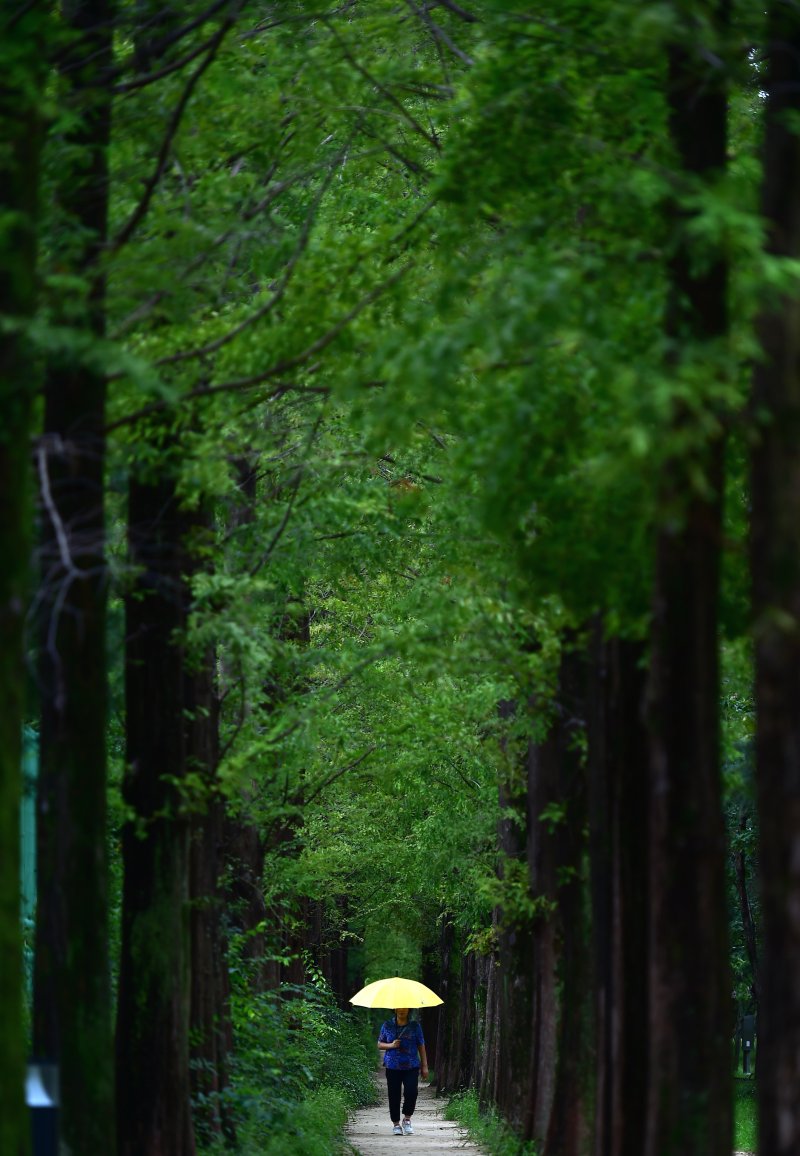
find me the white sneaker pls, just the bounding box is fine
[402,1120,414,1135]
[393,1124,403,1135]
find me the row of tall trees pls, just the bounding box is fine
[2,1,800,1155]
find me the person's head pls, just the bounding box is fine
[394,1007,411,1022]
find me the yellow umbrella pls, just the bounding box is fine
[349,976,443,1009]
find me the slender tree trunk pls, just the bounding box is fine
[434,918,459,1093]
[588,632,649,1156]
[116,466,195,1156]
[751,7,800,1153]
[474,935,500,1106]
[644,9,731,1154]
[733,810,759,1010]
[0,9,46,1152]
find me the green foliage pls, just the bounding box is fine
[734,1080,757,1154]
[204,959,376,1153]
[204,1086,351,1156]
[445,1089,539,1156]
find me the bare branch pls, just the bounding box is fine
[36,437,80,579]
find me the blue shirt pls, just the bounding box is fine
[379,1018,425,1070]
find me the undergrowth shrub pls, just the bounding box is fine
[196,946,377,1153]
[445,1089,539,1156]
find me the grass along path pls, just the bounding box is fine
[345,1073,487,1155]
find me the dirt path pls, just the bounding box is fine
[345,1075,755,1156]
[345,1073,487,1155]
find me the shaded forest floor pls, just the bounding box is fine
[345,1073,486,1155]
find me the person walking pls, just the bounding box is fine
[378,1008,429,1135]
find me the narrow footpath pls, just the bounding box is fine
[345,1074,755,1156]
[345,1073,487,1156]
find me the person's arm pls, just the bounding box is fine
[418,1043,429,1080]
[378,1027,400,1053]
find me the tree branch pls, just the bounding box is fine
[109,4,243,253]
[154,147,345,369]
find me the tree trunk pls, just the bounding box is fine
[434,921,481,1094]
[588,632,649,1156]
[644,11,731,1153]
[495,760,540,1138]
[32,2,116,1151]
[188,647,235,1146]
[0,8,46,1152]
[545,648,591,1156]
[116,466,195,1156]
[751,7,800,1153]
[733,809,759,1010]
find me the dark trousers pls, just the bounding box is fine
[385,1067,419,1122]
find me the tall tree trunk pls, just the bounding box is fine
[588,632,649,1156]
[116,465,195,1156]
[0,8,46,1152]
[33,3,116,1151]
[434,920,481,1094]
[733,809,759,1010]
[545,648,591,1156]
[644,9,731,1154]
[489,689,564,1145]
[189,647,235,1146]
[751,7,800,1153]
[494,765,538,1138]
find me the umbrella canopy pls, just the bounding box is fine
[349,976,443,1009]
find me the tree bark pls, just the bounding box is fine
[116,465,195,1156]
[188,646,235,1146]
[0,8,47,1152]
[545,648,591,1156]
[733,809,759,1011]
[483,690,565,1145]
[434,920,481,1094]
[32,2,116,1151]
[751,6,800,1153]
[588,632,649,1156]
[644,10,732,1153]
